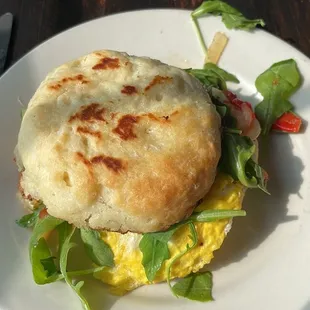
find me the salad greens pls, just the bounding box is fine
[16,202,44,228]
[220,133,269,193]
[139,225,179,281]
[20,210,109,309]
[29,215,64,284]
[80,229,114,267]
[139,209,246,282]
[58,222,91,310]
[190,68,268,192]
[31,237,62,284]
[255,59,302,135]
[172,272,214,302]
[187,209,246,223]
[192,0,265,30]
[191,0,265,55]
[167,223,198,295]
[186,63,239,90]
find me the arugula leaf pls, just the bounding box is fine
[215,104,227,117]
[67,266,106,277]
[187,63,239,90]
[191,16,208,55]
[210,91,238,129]
[172,272,214,302]
[30,237,62,284]
[255,59,302,135]
[16,203,45,228]
[220,133,269,193]
[32,235,105,282]
[40,256,58,278]
[192,0,265,30]
[140,208,247,281]
[246,158,269,192]
[167,223,198,295]
[209,87,269,193]
[80,229,114,267]
[16,213,38,228]
[58,222,91,310]
[224,127,242,134]
[29,215,64,253]
[139,226,179,281]
[187,209,246,223]
[25,214,109,309]
[29,215,64,284]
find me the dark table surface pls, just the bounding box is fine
[0,0,310,69]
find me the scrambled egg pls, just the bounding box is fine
[95,173,244,294]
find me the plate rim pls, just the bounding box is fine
[1,8,310,310]
[2,8,310,84]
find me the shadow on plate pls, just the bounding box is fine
[209,133,304,271]
[80,132,305,309]
[301,300,310,310]
[66,232,120,310]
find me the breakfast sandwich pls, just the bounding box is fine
[15,50,268,304]
[13,0,305,305]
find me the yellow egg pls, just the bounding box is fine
[95,173,244,295]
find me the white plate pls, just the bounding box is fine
[1,9,310,310]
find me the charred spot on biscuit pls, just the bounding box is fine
[91,155,125,173]
[144,75,173,91]
[121,85,137,95]
[76,126,102,139]
[69,103,106,123]
[92,57,120,70]
[48,74,89,90]
[112,114,140,140]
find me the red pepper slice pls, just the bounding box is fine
[272,112,302,133]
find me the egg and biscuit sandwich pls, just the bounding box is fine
[15,50,266,303]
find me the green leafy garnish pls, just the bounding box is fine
[140,209,246,281]
[25,214,105,307]
[215,104,227,117]
[207,88,268,193]
[16,203,45,228]
[167,223,198,294]
[67,266,106,277]
[210,91,238,130]
[139,226,179,281]
[16,213,37,228]
[172,272,214,302]
[31,237,62,284]
[191,0,265,56]
[187,209,246,223]
[166,224,216,301]
[58,222,90,310]
[192,1,265,30]
[29,215,64,284]
[246,158,269,192]
[187,63,239,90]
[255,59,302,135]
[40,256,58,277]
[220,133,269,193]
[80,229,114,267]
